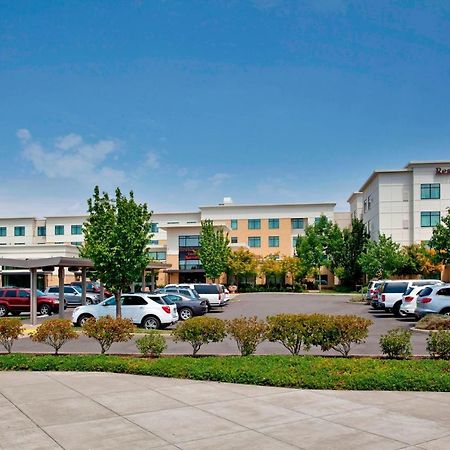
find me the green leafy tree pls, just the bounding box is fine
[227,248,259,286]
[198,220,230,282]
[430,208,450,266]
[259,254,284,287]
[281,255,304,285]
[81,186,152,317]
[358,234,405,280]
[337,218,370,288]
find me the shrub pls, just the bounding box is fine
[172,316,226,356]
[379,328,412,359]
[82,316,136,354]
[136,331,167,357]
[0,318,23,353]
[226,316,267,356]
[31,319,78,355]
[266,314,327,355]
[321,315,373,357]
[416,315,450,331]
[427,330,450,359]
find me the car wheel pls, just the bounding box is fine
[142,316,161,330]
[39,303,51,316]
[0,305,8,317]
[77,314,93,327]
[441,308,450,317]
[179,308,193,321]
[85,298,93,305]
[393,302,405,318]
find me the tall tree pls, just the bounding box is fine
[429,208,450,266]
[281,255,304,286]
[227,248,259,286]
[259,254,284,287]
[81,186,152,317]
[358,234,405,280]
[337,218,370,288]
[198,219,230,282]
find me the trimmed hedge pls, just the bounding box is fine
[2,354,450,391]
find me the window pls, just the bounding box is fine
[367,195,372,210]
[5,290,16,298]
[421,211,440,227]
[0,227,6,237]
[314,217,321,224]
[64,287,76,294]
[268,218,279,229]
[71,224,82,235]
[179,235,200,247]
[37,226,46,237]
[437,288,450,297]
[248,237,261,247]
[292,236,299,247]
[148,251,166,260]
[71,242,82,246]
[48,287,59,293]
[167,221,179,224]
[421,183,440,199]
[19,290,30,298]
[14,243,25,245]
[291,218,304,229]
[231,219,238,230]
[14,226,25,237]
[151,223,159,233]
[248,219,261,230]
[268,236,279,247]
[55,225,64,235]
[193,284,220,294]
[382,282,409,294]
[149,240,159,245]
[122,296,148,306]
[231,237,238,244]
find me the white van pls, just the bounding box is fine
[165,283,225,307]
[379,279,442,316]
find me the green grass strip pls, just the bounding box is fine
[1,354,450,391]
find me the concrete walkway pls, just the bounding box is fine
[1,372,450,449]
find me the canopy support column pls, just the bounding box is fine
[58,266,65,317]
[30,268,37,326]
[81,267,87,305]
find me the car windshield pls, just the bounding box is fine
[418,287,433,297]
[36,290,45,296]
[72,285,82,293]
[404,287,414,296]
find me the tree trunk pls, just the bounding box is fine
[115,290,122,318]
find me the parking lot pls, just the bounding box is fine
[14,292,429,356]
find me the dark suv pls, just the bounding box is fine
[0,288,63,317]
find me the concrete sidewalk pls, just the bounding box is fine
[1,372,450,449]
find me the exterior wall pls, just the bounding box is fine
[348,193,363,219]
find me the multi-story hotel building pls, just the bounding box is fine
[0,199,350,288]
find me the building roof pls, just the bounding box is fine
[357,169,410,193]
[405,160,450,168]
[199,202,336,209]
[347,191,363,203]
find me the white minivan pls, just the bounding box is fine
[165,283,225,307]
[380,279,442,317]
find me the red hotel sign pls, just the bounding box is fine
[436,167,450,175]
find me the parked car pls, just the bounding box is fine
[156,287,211,310]
[165,283,225,307]
[220,285,230,303]
[400,283,444,317]
[367,280,383,302]
[71,281,112,297]
[0,288,64,317]
[415,284,450,319]
[72,293,178,329]
[44,285,99,306]
[369,281,385,309]
[379,279,443,316]
[156,292,208,320]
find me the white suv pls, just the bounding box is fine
[72,293,178,329]
[165,284,225,307]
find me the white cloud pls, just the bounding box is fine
[18,130,123,185]
[145,151,160,169]
[209,172,231,187]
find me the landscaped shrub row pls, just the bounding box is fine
[2,353,450,391]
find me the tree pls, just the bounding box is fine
[198,220,230,282]
[227,248,259,286]
[259,254,284,287]
[337,218,370,288]
[430,208,450,266]
[358,234,405,280]
[81,186,152,317]
[398,243,443,277]
[281,255,304,286]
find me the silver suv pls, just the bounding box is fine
[415,285,450,319]
[44,285,99,306]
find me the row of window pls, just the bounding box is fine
[0,225,83,237]
[231,218,309,231]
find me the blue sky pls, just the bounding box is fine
[1,0,450,216]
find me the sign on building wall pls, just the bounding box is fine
[436,168,450,175]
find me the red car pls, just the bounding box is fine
[0,288,64,317]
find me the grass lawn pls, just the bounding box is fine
[2,354,450,391]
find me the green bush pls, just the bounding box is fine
[226,316,267,356]
[82,316,136,354]
[136,331,167,357]
[427,331,450,359]
[0,318,23,353]
[379,328,412,359]
[30,319,78,355]
[321,315,373,357]
[416,315,450,331]
[266,313,327,355]
[172,316,226,356]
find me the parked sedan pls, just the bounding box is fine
[400,283,443,317]
[156,287,211,310]
[44,285,99,306]
[415,285,450,319]
[159,293,208,320]
[72,293,178,329]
